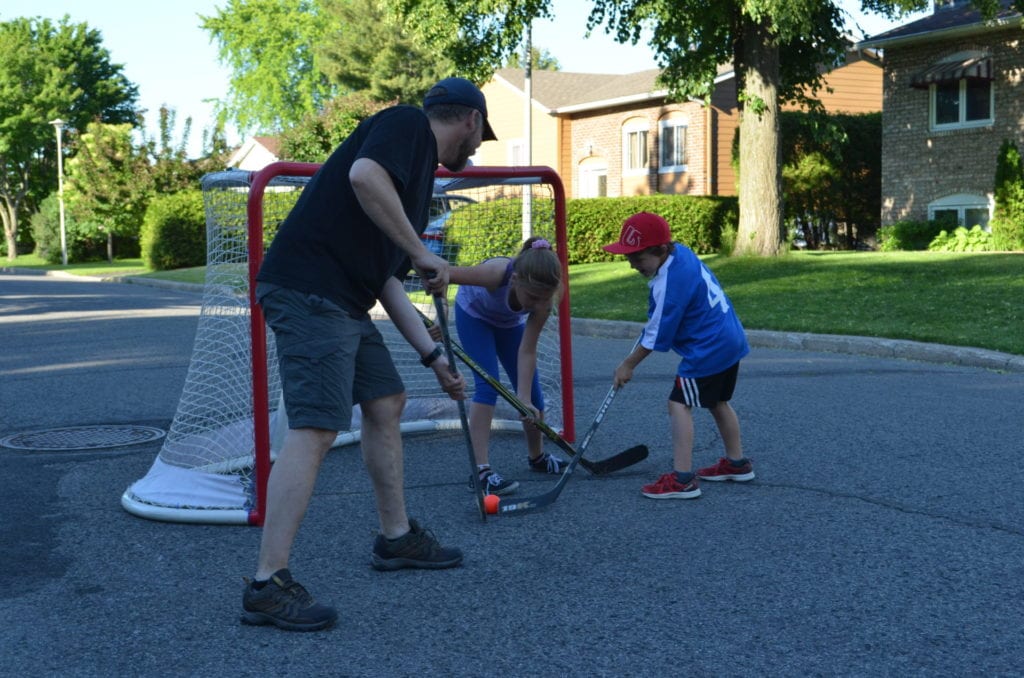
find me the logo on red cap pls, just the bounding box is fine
[602,212,672,255]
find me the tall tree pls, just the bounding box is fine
[65,122,153,263]
[393,0,938,256]
[317,0,455,104]
[0,16,138,260]
[504,45,561,70]
[201,0,337,135]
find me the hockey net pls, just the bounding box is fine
[121,162,574,525]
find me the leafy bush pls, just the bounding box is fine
[30,193,101,263]
[566,194,736,262]
[877,219,945,251]
[990,139,1024,251]
[927,226,994,252]
[445,194,738,266]
[140,190,206,270]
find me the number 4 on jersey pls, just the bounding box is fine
[700,265,730,314]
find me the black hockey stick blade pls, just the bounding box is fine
[584,444,649,475]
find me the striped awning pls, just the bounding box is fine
[911,57,992,89]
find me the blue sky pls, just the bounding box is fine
[2,0,924,158]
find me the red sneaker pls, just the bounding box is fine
[696,457,755,482]
[641,472,702,499]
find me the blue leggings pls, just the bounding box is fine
[454,306,545,410]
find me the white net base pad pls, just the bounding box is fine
[121,414,541,525]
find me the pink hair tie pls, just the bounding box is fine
[531,238,551,250]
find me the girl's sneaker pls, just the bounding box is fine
[640,472,702,499]
[528,452,567,474]
[481,469,519,495]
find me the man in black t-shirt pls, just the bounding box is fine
[241,78,496,632]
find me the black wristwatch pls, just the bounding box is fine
[420,344,444,367]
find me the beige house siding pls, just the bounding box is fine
[711,77,740,196]
[478,79,561,171]
[880,29,1024,224]
[790,56,884,114]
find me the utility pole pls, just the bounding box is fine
[49,118,68,267]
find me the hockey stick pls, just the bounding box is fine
[419,307,646,475]
[415,306,647,476]
[431,293,487,522]
[496,381,628,516]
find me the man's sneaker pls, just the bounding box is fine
[641,472,702,500]
[371,519,464,571]
[240,568,337,632]
[697,457,755,482]
[481,469,519,496]
[528,452,567,474]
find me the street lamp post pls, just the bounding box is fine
[49,118,68,266]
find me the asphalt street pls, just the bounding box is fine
[2,269,1023,678]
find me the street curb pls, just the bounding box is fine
[568,319,1024,374]
[8,268,1024,373]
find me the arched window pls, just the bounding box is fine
[928,193,992,230]
[621,118,649,176]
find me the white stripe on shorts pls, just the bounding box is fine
[679,376,699,407]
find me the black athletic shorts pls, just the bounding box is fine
[669,362,740,408]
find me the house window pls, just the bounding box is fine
[928,193,992,230]
[912,52,994,131]
[931,79,992,129]
[508,139,527,166]
[622,119,649,175]
[578,161,608,198]
[659,118,688,173]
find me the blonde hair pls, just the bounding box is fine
[513,237,562,302]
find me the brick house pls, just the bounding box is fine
[476,52,882,199]
[858,0,1023,227]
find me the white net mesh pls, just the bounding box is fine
[122,165,571,524]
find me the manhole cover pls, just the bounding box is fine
[0,425,165,451]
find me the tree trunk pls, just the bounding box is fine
[735,16,783,257]
[1,200,18,261]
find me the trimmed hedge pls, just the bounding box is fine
[444,193,739,266]
[140,189,206,270]
[565,194,737,262]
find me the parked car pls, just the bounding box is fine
[421,194,476,261]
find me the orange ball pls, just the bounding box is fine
[483,493,500,514]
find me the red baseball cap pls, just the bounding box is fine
[602,212,672,254]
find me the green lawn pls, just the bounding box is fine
[7,251,1023,355]
[571,251,1024,355]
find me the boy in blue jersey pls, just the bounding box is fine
[602,212,754,500]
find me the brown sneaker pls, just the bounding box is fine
[240,569,337,631]
[371,519,463,571]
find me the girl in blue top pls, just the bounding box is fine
[602,212,754,501]
[450,236,566,496]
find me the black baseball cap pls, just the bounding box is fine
[423,77,497,141]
